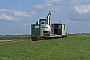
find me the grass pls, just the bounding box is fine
[0,34,90,60]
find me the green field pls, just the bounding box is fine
[0,34,90,60]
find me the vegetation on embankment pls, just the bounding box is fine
[0,34,90,60]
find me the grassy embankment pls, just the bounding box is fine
[0,34,90,60]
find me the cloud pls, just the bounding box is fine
[45,0,86,4]
[34,3,52,10]
[55,4,90,21]
[75,4,90,14]
[34,3,62,13]
[87,24,90,27]
[18,6,22,9]
[0,28,1,32]
[33,0,90,22]
[34,5,44,9]
[66,4,90,21]
[0,14,13,21]
[0,9,36,21]
[66,20,76,23]
[20,23,28,27]
[34,0,90,13]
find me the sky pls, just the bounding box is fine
[0,0,90,35]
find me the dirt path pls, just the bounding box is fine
[0,40,14,42]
